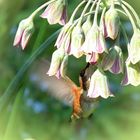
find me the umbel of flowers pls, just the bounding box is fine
[13,0,140,118]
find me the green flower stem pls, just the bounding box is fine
[87,0,98,20]
[117,1,137,30]
[63,10,96,39]
[69,0,86,23]
[30,0,56,19]
[93,0,101,26]
[116,8,127,16]
[77,0,93,26]
[122,0,140,27]
[0,29,60,113]
[84,10,96,17]
[111,0,115,8]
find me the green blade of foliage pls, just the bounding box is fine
[0,29,60,113]
[3,90,23,140]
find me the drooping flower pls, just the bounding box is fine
[82,25,107,54]
[87,69,114,99]
[86,52,99,65]
[101,48,117,71]
[128,28,140,64]
[122,59,140,86]
[104,5,120,40]
[55,22,72,48]
[40,0,67,25]
[13,17,34,50]
[82,17,92,36]
[70,25,85,58]
[47,48,68,79]
[109,46,123,74]
[101,45,123,74]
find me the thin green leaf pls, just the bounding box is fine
[3,90,23,140]
[0,29,60,113]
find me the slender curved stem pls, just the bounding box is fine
[87,0,98,20]
[69,0,87,23]
[122,0,140,27]
[93,0,101,26]
[116,1,137,30]
[30,0,56,19]
[116,8,127,16]
[78,0,93,26]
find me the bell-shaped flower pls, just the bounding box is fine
[128,29,140,64]
[40,0,67,25]
[104,5,120,40]
[82,17,92,36]
[122,59,140,86]
[109,46,123,74]
[86,52,99,65]
[101,45,123,74]
[56,55,68,79]
[47,48,68,79]
[87,69,114,99]
[55,22,72,48]
[70,25,85,58]
[81,25,107,54]
[101,48,117,71]
[63,31,72,54]
[13,17,34,50]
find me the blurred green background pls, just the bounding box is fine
[0,0,140,140]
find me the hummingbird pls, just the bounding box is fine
[29,60,98,121]
[65,63,98,120]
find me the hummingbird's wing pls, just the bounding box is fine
[29,59,74,106]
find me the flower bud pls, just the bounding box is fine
[104,6,120,40]
[82,25,107,54]
[13,17,34,50]
[70,25,85,58]
[122,59,140,86]
[128,29,140,64]
[87,69,114,99]
[47,48,65,78]
[41,0,67,25]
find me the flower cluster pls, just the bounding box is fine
[13,0,140,100]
